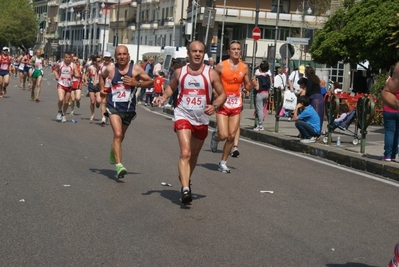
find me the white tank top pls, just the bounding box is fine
[174,64,212,125]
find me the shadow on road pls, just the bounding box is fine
[89,168,139,183]
[142,189,206,209]
[326,263,378,267]
[199,162,236,172]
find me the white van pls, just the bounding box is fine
[161,46,209,71]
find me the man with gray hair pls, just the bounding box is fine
[153,57,163,77]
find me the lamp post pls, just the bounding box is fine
[114,0,121,47]
[69,7,74,53]
[296,2,312,66]
[62,1,69,55]
[100,2,107,54]
[180,0,185,47]
[136,0,142,63]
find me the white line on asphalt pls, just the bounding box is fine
[242,138,399,187]
[149,108,399,187]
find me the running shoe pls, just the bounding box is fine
[210,130,219,153]
[109,147,116,165]
[70,110,75,116]
[68,101,72,106]
[218,162,231,173]
[116,164,127,179]
[101,117,106,124]
[300,137,316,144]
[230,146,240,157]
[76,100,80,108]
[253,126,265,131]
[90,115,95,121]
[61,115,66,123]
[181,188,192,205]
[56,111,62,121]
[35,96,39,102]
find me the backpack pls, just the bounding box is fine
[257,74,270,91]
[145,62,154,78]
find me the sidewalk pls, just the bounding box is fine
[160,104,399,181]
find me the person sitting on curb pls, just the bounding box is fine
[293,95,321,144]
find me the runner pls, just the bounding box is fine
[85,55,102,122]
[53,51,81,123]
[99,52,113,124]
[99,45,153,178]
[70,55,83,115]
[0,47,11,97]
[156,40,226,205]
[210,40,256,173]
[17,50,27,89]
[29,50,44,101]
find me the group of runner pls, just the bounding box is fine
[2,41,253,205]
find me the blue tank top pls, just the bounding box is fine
[107,63,137,112]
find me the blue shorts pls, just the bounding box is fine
[24,66,31,73]
[0,70,9,76]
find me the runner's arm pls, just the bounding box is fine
[210,69,227,110]
[123,64,153,88]
[53,64,60,80]
[243,64,256,91]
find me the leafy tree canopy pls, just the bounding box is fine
[0,0,37,49]
[309,0,399,71]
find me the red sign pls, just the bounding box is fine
[252,27,261,41]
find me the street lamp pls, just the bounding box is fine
[69,7,74,53]
[136,0,142,63]
[100,2,108,55]
[296,2,312,66]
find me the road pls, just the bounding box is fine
[0,70,397,266]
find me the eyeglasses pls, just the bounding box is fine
[229,40,241,45]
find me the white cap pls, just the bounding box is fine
[103,52,111,58]
[2,47,9,51]
[29,50,33,56]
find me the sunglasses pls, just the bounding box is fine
[229,40,241,45]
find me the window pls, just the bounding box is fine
[271,0,289,13]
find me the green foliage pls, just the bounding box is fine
[310,0,399,71]
[0,0,37,48]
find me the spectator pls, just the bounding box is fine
[288,65,305,95]
[253,62,271,131]
[293,95,321,143]
[353,70,367,94]
[320,79,327,96]
[208,57,216,69]
[304,66,325,133]
[153,57,163,77]
[382,63,399,161]
[152,71,165,107]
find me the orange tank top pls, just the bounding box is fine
[220,60,245,109]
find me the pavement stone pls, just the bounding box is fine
[160,103,399,181]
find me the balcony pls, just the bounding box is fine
[109,21,128,29]
[187,6,329,28]
[128,23,136,31]
[160,17,174,27]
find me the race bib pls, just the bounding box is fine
[182,94,206,110]
[224,93,241,109]
[1,64,8,70]
[59,77,71,87]
[112,84,131,102]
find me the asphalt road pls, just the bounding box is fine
[0,70,398,267]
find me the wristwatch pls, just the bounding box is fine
[213,104,219,111]
[137,82,141,88]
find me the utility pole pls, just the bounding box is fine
[180,0,185,47]
[136,0,141,63]
[115,0,121,47]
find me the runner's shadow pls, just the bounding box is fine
[142,189,206,208]
[89,168,139,183]
[198,163,236,172]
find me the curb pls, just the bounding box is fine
[162,108,399,181]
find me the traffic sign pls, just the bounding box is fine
[252,27,261,41]
[279,43,295,59]
[286,37,309,45]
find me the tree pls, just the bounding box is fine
[0,0,37,49]
[309,0,399,71]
